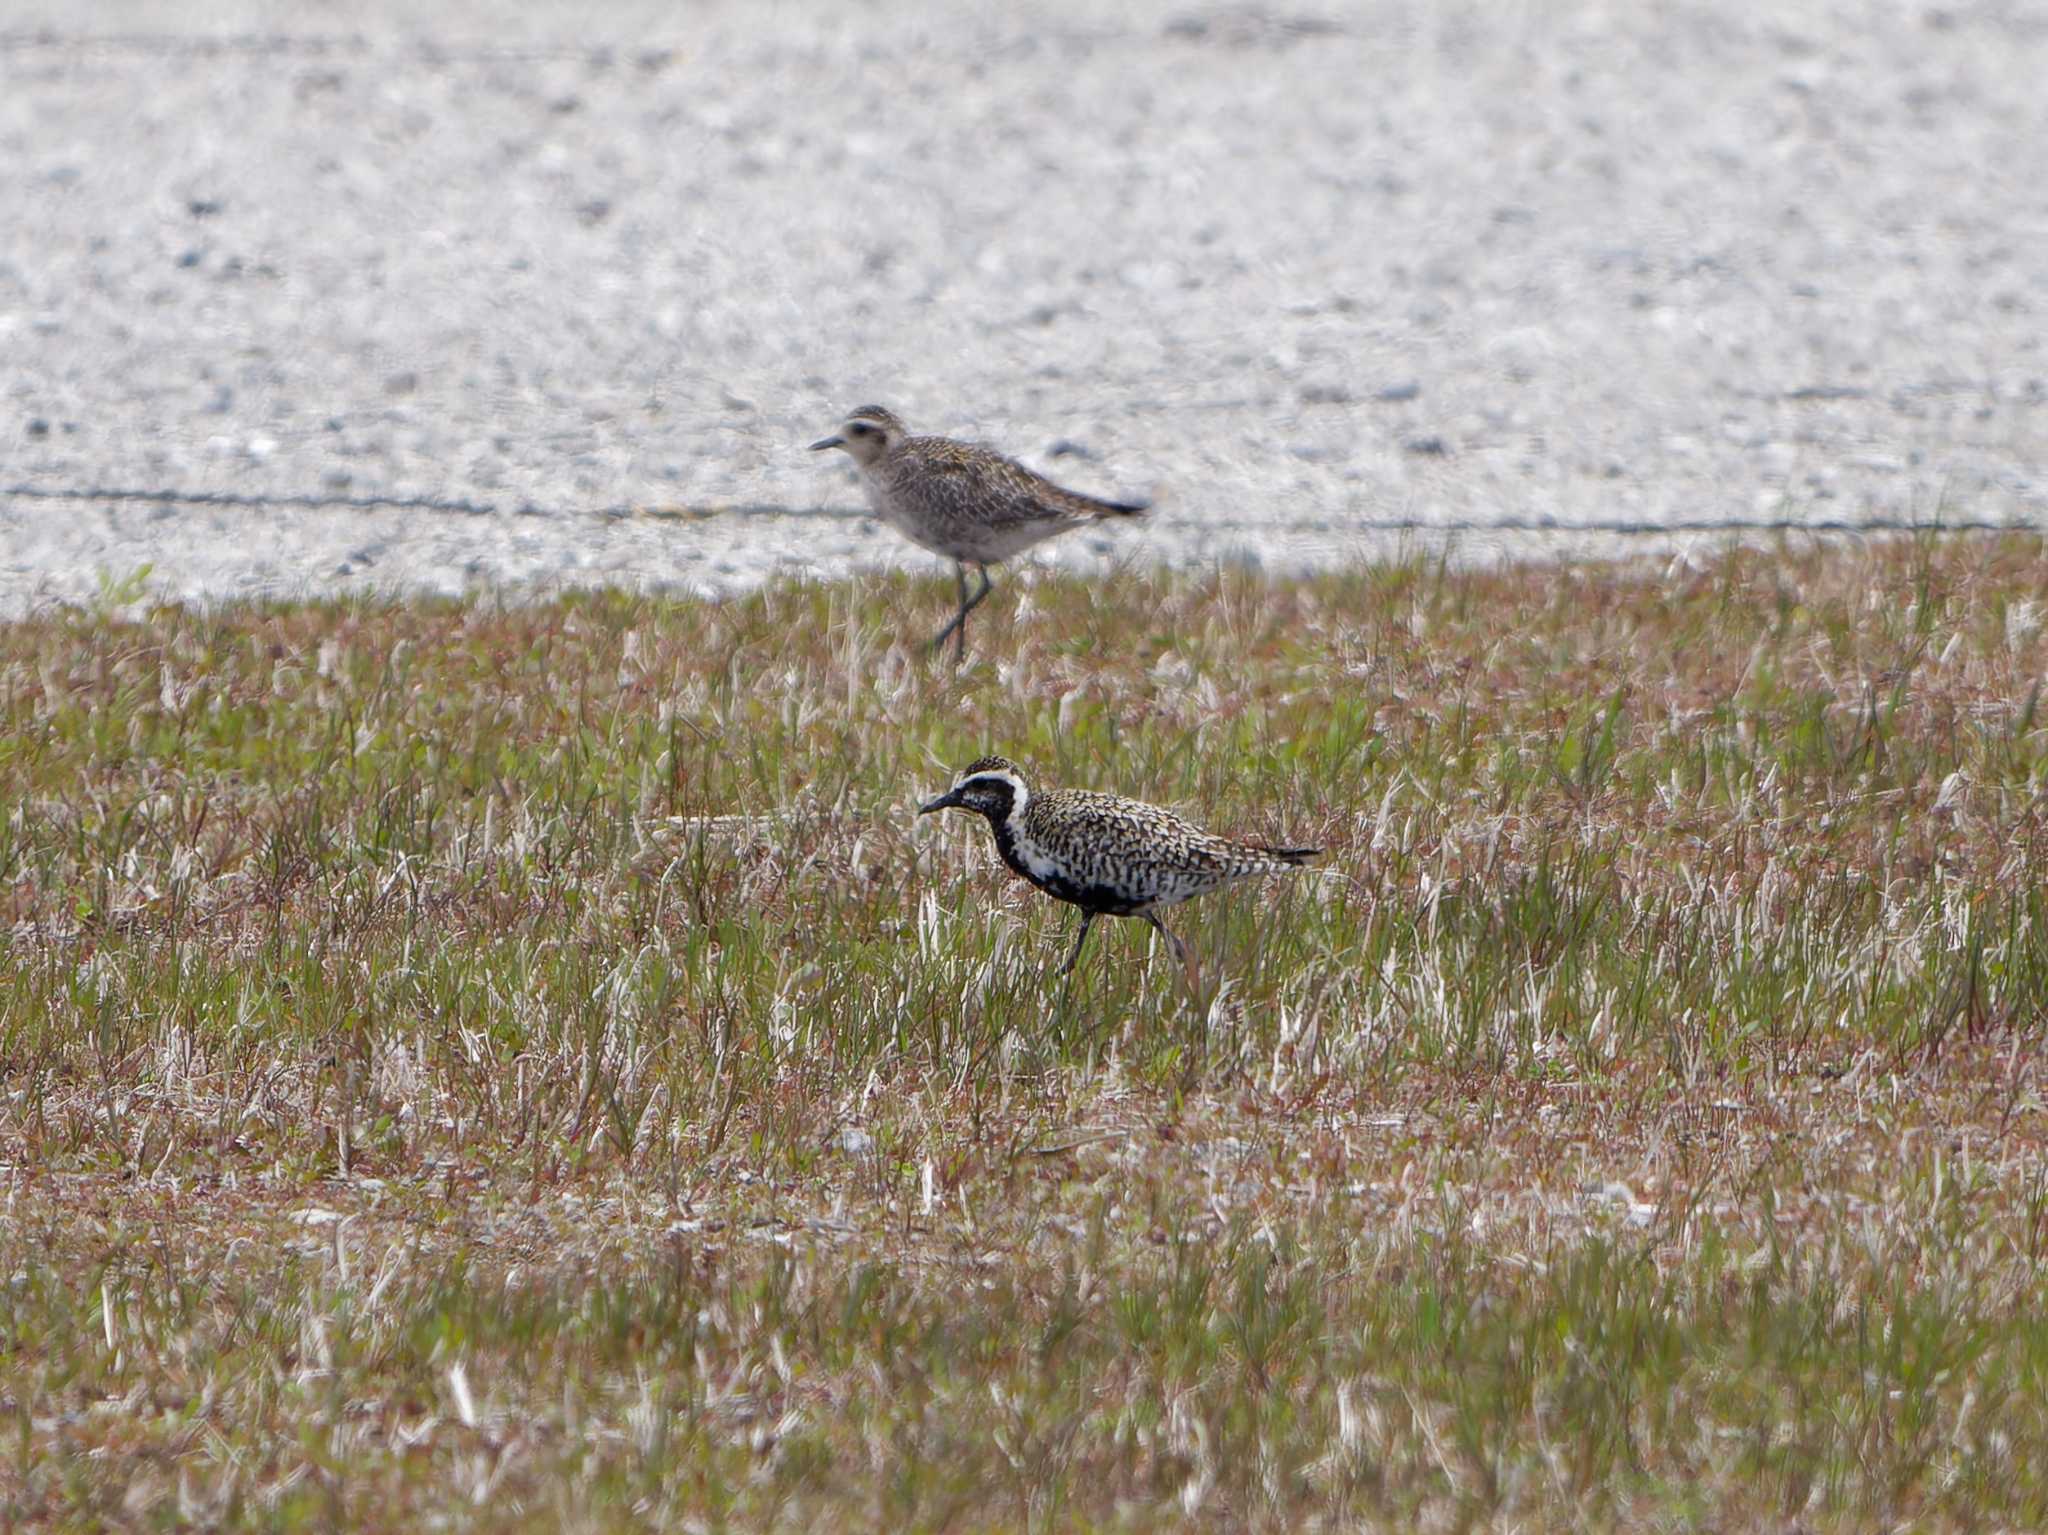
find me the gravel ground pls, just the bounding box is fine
[2,0,2044,613]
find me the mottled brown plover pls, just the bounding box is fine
[809,406,1148,659]
[918,756,1320,975]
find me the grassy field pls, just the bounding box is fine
[4,536,2047,1531]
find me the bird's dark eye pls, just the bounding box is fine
[848,422,873,436]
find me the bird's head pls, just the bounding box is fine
[808,405,904,468]
[918,755,1028,824]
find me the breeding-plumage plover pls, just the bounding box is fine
[918,756,1320,975]
[809,406,1147,660]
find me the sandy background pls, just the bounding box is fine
[2,0,2043,612]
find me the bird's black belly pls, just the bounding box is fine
[993,827,1143,915]
[1040,872,1142,916]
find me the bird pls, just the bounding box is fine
[808,406,1148,660]
[917,755,1321,976]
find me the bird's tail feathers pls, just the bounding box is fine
[1255,845,1322,867]
[1056,486,1151,520]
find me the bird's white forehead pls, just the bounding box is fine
[957,768,1023,793]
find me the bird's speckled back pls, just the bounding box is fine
[1008,786,1313,913]
[853,431,1145,565]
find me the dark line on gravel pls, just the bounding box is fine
[1355,515,2038,537]
[0,29,368,54]
[2,484,861,522]
[0,30,678,65]
[4,482,2037,540]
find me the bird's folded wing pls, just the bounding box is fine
[923,454,1127,529]
[1131,833,1241,881]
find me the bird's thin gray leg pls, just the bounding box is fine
[1143,912,1189,967]
[966,563,994,615]
[929,563,996,660]
[928,560,981,659]
[1055,910,1096,976]
[954,561,969,662]
[954,562,975,662]
[1144,911,1201,1001]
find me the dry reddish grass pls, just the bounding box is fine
[4,536,2047,1529]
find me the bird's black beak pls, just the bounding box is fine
[808,434,845,452]
[918,788,959,816]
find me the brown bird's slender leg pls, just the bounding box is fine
[1055,910,1097,976]
[928,562,995,661]
[953,561,969,662]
